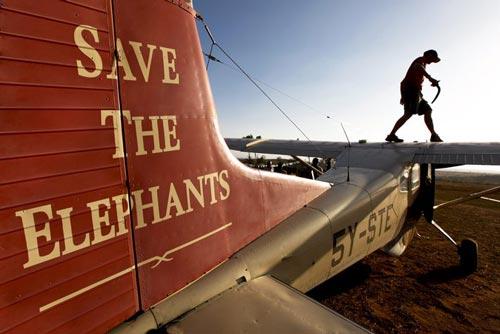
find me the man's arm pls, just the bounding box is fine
[419,64,439,85]
[424,71,439,86]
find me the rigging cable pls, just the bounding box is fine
[213,43,313,142]
[202,49,357,162]
[196,14,312,142]
[204,53,335,122]
[205,43,215,70]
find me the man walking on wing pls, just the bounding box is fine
[386,50,443,143]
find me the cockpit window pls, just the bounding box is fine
[399,167,410,192]
[399,164,420,192]
[411,163,420,191]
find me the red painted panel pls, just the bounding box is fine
[0,85,114,108]
[1,194,129,278]
[0,110,114,132]
[1,7,111,49]
[0,166,122,208]
[50,291,138,334]
[2,0,110,32]
[0,1,139,333]
[0,130,116,159]
[0,149,119,185]
[0,34,113,65]
[0,237,129,301]
[0,59,114,88]
[3,274,135,333]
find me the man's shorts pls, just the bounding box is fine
[401,89,432,116]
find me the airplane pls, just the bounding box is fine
[1,1,499,333]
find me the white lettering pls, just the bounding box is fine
[107,38,137,81]
[132,116,163,156]
[160,116,180,152]
[101,109,132,159]
[87,198,115,245]
[74,25,103,78]
[129,41,157,82]
[160,47,180,84]
[132,186,165,229]
[59,207,90,255]
[16,205,61,268]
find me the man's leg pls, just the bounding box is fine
[387,92,415,142]
[424,111,436,135]
[423,110,443,142]
[389,113,412,135]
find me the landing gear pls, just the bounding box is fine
[429,220,478,273]
[458,238,478,273]
[420,164,479,274]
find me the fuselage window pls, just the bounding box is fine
[399,163,420,193]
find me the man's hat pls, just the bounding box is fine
[424,49,441,62]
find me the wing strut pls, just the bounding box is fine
[291,155,324,178]
[433,185,500,210]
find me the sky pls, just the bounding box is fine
[195,0,500,146]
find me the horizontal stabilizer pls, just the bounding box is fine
[225,138,346,158]
[166,276,370,333]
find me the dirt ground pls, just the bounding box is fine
[309,181,500,333]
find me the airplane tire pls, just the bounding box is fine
[383,226,416,257]
[458,238,478,273]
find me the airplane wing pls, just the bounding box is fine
[165,275,370,334]
[411,142,500,165]
[225,138,346,159]
[225,138,500,166]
